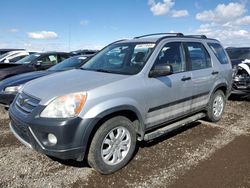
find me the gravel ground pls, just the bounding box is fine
[0,98,249,188]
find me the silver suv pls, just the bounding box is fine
[9,33,232,174]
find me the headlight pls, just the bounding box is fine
[4,85,23,93]
[40,92,87,118]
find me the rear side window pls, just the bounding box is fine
[208,43,229,64]
[186,42,211,70]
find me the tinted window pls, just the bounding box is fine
[9,55,27,62]
[187,42,211,70]
[209,43,229,64]
[226,48,250,60]
[39,55,58,65]
[153,42,186,73]
[59,54,69,62]
[15,54,40,64]
[49,56,87,71]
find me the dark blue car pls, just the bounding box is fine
[0,55,92,107]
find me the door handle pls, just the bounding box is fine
[181,76,191,81]
[211,71,219,75]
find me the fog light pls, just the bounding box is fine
[48,133,57,145]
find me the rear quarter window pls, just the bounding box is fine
[208,43,229,64]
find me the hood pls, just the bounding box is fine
[238,63,250,75]
[23,69,129,104]
[0,71,53,89]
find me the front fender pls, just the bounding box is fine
[81,97,146,137]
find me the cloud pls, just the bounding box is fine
[8,28,18,33]
[196,2,246,23]
[235,16,250,25]
[148,0,174,16]
[195,2,250,47]
[27,31,58,39]
[80,20,89,26]
[171,10,189,17]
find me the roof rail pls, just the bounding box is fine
[186,35,207,39]
[134,33,184,39]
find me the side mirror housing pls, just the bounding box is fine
[35,60,42,67]
[149,64,173,78]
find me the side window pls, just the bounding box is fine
[48,55,58,64]
[186,42,211,70]
[39,55,58,65]
[154,42,186,73]
[9,55,26,62]
[208,43,229,64]
[59,54,69,62]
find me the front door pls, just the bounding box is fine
[144,42,193,128]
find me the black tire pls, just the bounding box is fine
[87,116,136,174]
[206,90,226,122]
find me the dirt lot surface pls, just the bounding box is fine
[0,98,250,188]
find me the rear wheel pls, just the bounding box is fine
[206,90,226,122]
[87,116,136,174]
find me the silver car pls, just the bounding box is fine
[9,33,232,174]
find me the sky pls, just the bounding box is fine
[1,0,250,51]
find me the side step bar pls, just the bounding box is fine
[144,113,206,141]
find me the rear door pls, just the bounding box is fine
[144,42,193,128]
[184,42,215,111]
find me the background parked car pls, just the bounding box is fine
[226,47,250,67]
[226,47,250,96]
[0,52,70,81]
[0,55,93,107]
[0,49,25,56]
[0,50,29,63]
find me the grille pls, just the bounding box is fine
[15,92,40,115]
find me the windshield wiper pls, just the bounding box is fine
[79,67,113,73]
[93,69,113,73]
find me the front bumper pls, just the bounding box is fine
[9,104,99,161]
[232,76,250,94]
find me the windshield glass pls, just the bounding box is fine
[226,48,250,60]
[49,56,88,71]
[81,42,155,75]
[15,54,40,64]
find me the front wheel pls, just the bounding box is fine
[206,90,226,122]
[87,116,136,174]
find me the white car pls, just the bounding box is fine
[0,50,29,63]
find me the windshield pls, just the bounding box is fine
[15,54,40,64]
[49,56,88,71]
[81,42,155,75]
[226,48,250,60]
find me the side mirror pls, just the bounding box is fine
[35,60,42,66]
[149,64,173,78]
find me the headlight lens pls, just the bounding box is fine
[40,92,87,118]
[4,85,23,93]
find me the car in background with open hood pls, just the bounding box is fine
[226,47,250,95]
